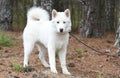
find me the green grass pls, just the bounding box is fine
[75,48,84,57]
[11,58,23,72]
[13,63,23,72]
[0,32,14,47]
[97,72,102,78]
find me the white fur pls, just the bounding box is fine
[23,7,71,75]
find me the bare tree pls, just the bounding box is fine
[104,0,115,31]
[0,0,13,30]
[80,0,115,38]
[33,0,41,6]
[114,0,120,48]
[52,0,68,11]
[80,0,102,38]
[41,0,52,19]
[33,0,38,6]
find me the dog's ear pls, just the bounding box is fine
[64,9,70,18]
[52,9,57,19]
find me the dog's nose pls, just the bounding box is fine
[60,28,63,32]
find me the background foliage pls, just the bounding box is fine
[11,0,83,31]
[10,0,119,33]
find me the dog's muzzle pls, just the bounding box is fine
[60,28,63,32]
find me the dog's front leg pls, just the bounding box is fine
[48,46,57,74]
[59,48,71,75]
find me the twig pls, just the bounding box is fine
[70,33,116,57]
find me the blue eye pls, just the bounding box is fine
[63,21,66,24]
[57,21,59,24]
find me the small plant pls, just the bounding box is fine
[13,63,23,72]
[0,32,14,47]
[75,48,84,57]
[11,58,23,72]
[97,72,102,78]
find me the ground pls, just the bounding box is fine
[0,31,120,78]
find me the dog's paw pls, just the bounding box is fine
[51,69,58,74]
[24,64,28,68]
[43,63,50,67]
[63,71,71,75]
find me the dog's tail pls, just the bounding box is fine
[27,7,49,22]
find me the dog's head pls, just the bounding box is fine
[52,9,71,34]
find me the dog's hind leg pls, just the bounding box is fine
[36,44,49,67]
[23,41,35,67]
[59,48,71,75]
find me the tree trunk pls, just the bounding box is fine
[41,0,52,19]
[52,0,68,11]
[0,0,13,30]
[80,0,102,38]
[114,0,120,48]
[104,0,115,31]
[33,0,41,6]
[33,0,38,6]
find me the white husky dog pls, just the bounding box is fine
[23,7,71,75]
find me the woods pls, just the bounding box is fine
[0,0,120,78]
[80,0,102,38]
[0,0,13,30]
[0,0,119,35]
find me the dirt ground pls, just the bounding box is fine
[0,31,120,78]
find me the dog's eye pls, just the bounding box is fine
[63,21,66,24]
[57,21,59,24]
